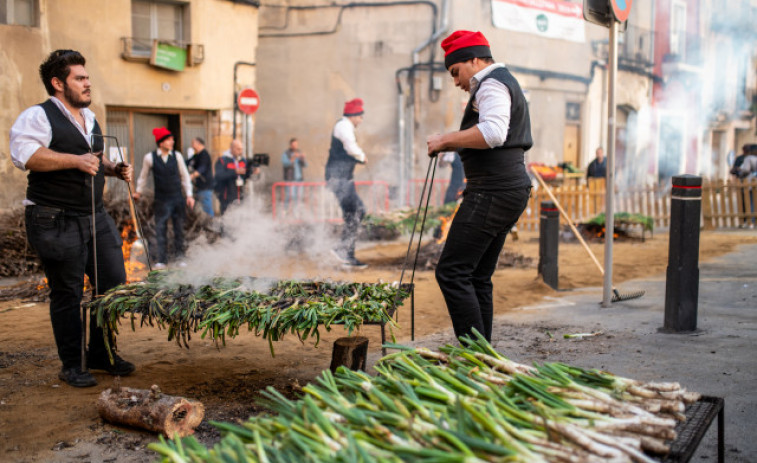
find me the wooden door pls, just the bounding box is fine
[563,124,580,169]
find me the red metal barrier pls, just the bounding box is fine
[271,181,390,222]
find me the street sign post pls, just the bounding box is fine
[583,0,628,29]
[582,0,632,305]
[237,88,260,115]
[610,0,633,22]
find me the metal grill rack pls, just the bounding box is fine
[660,395,725,463]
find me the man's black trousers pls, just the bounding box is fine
[435,188,531,342]
[154,197,185,263]
[328,178,365,257]
[25,206,126,370]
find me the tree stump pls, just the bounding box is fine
[330,336,369,373]
[97,384,204,438]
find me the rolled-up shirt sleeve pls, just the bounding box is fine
[9,106,53,171]
[334,118,366,163]
[136,153,153,194]
[476,78,512,149]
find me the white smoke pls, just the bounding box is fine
[168,192,341,288]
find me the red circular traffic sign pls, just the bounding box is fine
[611,0,633,22]
[237,88,260,115]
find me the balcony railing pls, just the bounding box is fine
[120,37,204,66]
[592,25,655,70]
[618,25,655,68]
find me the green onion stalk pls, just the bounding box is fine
[88,271,410,357]
[150,330,699,463]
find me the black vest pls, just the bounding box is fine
[459,67,533,191]
[27,100,104,213]
[151,150,183,200]
[325,121,360,181]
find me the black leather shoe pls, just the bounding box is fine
[58,367,97,387]
[88,354,136,376]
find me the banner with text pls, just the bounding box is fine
[491,0,585,43]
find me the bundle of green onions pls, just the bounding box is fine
[87,271,410,355]
[150,331,700,462]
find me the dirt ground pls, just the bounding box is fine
[1,229,755,462]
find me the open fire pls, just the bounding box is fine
[435,204,459,244]
[121,223,146,282]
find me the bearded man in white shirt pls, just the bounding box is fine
[325,98,369,268]
[427,31,533,343]
[9,49,136,387]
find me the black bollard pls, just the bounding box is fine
[538,201,559,290]
[664,175,702,332]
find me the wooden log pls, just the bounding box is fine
[330,336,369,373]
[97,384,204,438]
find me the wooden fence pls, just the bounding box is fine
[701,178,757,229]
[516,178,757,231]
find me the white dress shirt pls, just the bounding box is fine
[333,117,366,163]
[136,149,193,198]
[9,96,97,171]
[469,63,512,149]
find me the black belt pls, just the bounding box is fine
[27,204,103,217]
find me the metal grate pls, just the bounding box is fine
[660,395,724,463]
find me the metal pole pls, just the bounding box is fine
[232,61,256,141]
[602,20,618,307]
[398,92,406,208]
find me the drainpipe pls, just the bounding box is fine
[398,0,449,206]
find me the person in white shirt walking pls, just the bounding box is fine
[133,127,194,268]
[326,98,368,268]
[426,31,533,343]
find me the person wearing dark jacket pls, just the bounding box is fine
[586,147,606,179]
[214,139,258,214]
[426,31,533,343]
[326,98,368,268]
[9,49,135,387]
[188,137,214,217]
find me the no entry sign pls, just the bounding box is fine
[611,0,632,22]
[237,88,260,115]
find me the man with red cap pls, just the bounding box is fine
[134,127,194,269]
[326,98,369,268]
[427,30,533,343]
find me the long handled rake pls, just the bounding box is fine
[82,134,152,371]
[92,134,152,271]
[530,168,644,303]
[391,155,439,341]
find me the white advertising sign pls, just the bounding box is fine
[492,0,585,43]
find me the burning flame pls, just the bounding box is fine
[436,204,460,244]
[594,227,620,240]
[121,223,146,282]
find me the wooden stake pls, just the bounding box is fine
[330,336,369,373]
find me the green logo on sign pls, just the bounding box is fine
[536,14,549,32]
